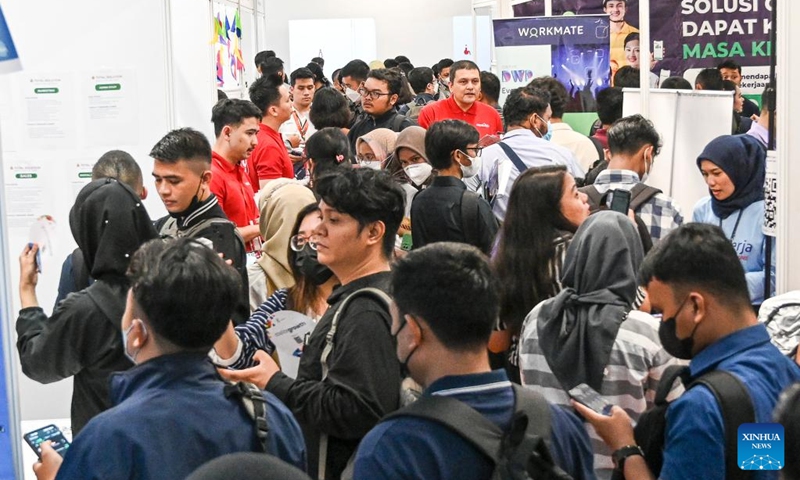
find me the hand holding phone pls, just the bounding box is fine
[24,424,71,459]
[568,383,613,416]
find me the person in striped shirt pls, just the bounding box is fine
[518,211,681,480]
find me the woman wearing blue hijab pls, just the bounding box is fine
[692,134,773,306]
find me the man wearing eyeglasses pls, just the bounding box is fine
[411,119,499,255]
[346,68,415,153]
[418,60,503,139]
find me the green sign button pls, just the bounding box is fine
[16,173,37,179]
[95,83,121,91]
[78,172,92,178]
[34,88,58,94]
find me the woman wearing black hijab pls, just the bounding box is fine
[518,211,679,480]
[17,178,157,434]
[692,134,772,306]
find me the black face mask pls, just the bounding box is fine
[657,297,699,360]
[169,178,205,219]
[392,317,417,378]
[294,247,334,286]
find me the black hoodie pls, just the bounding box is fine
[17,179,156,434]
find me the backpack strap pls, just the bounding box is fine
[460,190,481,247]
[497,142,528,174]
[224,381,270,453]
[579,185,606,211]
[588,136,605,165]
[628,183,662,212]
[390,113,406,132]
[653,365,690,406]
[318,287,392,480]
[689,370,756,480]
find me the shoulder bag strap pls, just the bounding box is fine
[579,185,606,210]
[690,370,756,480]
[497,142,528,174]
[224,381,270,453]
[628,183,663,212]
[460,190,480,247]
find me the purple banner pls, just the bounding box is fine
[512,0,773,93]
[494,15,609,47]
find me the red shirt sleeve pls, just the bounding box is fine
[418,104,434,129]
[210,171,227,206]
[251,144,291,182]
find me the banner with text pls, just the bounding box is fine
[493,15,610,111]
[512,0,773,95]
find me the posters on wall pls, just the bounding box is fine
[85,70,139,148]
[22,75,77,151]
[493,15,610,111]
[212,3,245,89]
[512,0,773,96]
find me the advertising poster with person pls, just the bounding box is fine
[512,0,773,97]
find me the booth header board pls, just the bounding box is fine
[512,0,773,96]
[493,15,610,110]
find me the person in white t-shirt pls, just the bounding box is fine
[279,68,317,161]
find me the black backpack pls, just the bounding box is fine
[617,365,756,480]
[382,384,572,480]
[579,184,661,253]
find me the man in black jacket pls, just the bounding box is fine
[150,128,250,324]
[347,69,414,152]
[221,168,405,480]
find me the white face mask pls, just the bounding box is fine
[359,160,382,170]
[404,163,433,187]
[440,76,450,87]
[458,152,482,178]
[345,87,361,103]
[641,149,654,183]
[430,81,439,95]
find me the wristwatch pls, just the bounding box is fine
[612,445,645,472]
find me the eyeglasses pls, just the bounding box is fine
[460,146,483,158]
[357,88,392,101]
[290,234,317,252]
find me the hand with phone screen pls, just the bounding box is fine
[568,383,614,416]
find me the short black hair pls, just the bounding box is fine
[392,242,499,351]
[395,55,411,64]
[480,71,501,104]
[437,58,454,72]
[503,87,550,127]
[309,87,352,129]
[624,32,640,47]
[254,50,275,67]
[290,67,315,86]
[217,89,228,102]
[660,76,693,90]
[607,114,662,157]
[340,59,370,83]
[528,76,569,118]
[368,68,405,96]
[128,238,242,350]
[260,57,285,83]
[248,76,284,116]
[638,223,751,308]
[314,168,404,259]
[306,127,352,185]
[211,99,262,138]
[384,58,399,69]
[311,56,324,68]
[397,62,415,77]
[92,150,143,191]
[149,128,212,166]
[695,68,725,91]
[614,66,640,88]
[595,87,624,126]
[450,60,480,83]
[425,119,480,170]
[408,67,434,94]
[305,62,328,87]
[717,59,742,74]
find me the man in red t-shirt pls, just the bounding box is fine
[210,98,262,253]
[247,75,294,189]
[418,60,503,139]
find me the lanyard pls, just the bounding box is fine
[719,210,744,241]
[292,110,308,140]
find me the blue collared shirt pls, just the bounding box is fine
[661,324,800,480]
[353,370,596,480]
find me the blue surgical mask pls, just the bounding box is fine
[543,121,554,142]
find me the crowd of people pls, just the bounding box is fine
[13,48,800,480]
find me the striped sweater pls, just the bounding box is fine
[518,305,683,480]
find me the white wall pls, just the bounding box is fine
[263,0,473,76]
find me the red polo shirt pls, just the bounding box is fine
[210,150,259,234]
[247,123,294,189]
[417,96,503,139]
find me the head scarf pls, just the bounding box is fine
[69,178,157,281]
[257,179,316,291]
[696,134,766,219]
[537,211,644,392]
[356,128,398,163]
[384,126,431,185]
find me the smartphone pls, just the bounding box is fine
[289,149,304,157]
[609,189,632,214]
[23,424,71,458]
[28,242,42,274]
[653,40,664,61]
[569,383,613,416]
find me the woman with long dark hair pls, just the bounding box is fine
[305,127,352,189]
[490,165,590,382]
